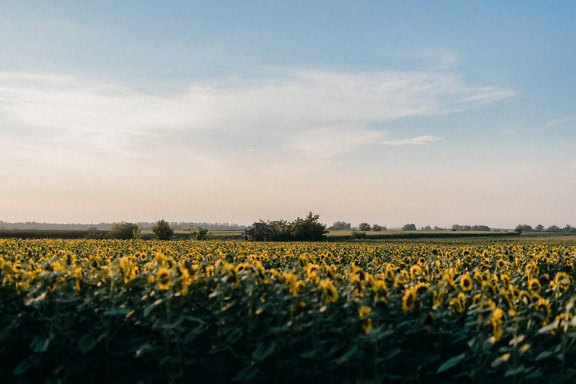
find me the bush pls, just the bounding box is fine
[402,224,417,231]
[108,222,141,239]
[244,221,275,241]
[372,224,383,231]
[153,219,174,240]
[189,226,211,240]
[329,221,351,230]
[245,213,328,241]
[351,231,367,239]
[358,223,371,231]
[290,212,328,241]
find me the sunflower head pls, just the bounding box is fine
[460,274,473,291]
[402,288,416,312]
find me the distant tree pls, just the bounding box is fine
[153,219,174,240]
[269,220,293,241]
[245,213,327,241]
[515,224,533,234]
[452,224,461,231]
[359,223,372,231]
[329,221,351,230]
[108,222,140,239]
[535,224,544,232]
[434,226,444,231]
[563,224,573,232]
[547,225,561,233]
[402,223,417,231]
[189,226,211,240]
[372,224,383,231]
[244,221,276,241]
[291,212,328,241]
[422,225,432,231]
[351,231,367,239]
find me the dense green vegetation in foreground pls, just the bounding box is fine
[2,238,576,383]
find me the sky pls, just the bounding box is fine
[1,1,575,228]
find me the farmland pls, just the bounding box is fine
[2,238,576,383]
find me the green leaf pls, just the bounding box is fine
[436,353,466,374]
[103,308,131,316]
[13,355,39,376]
[535,350,554,361]
[252,342,276,363]
[30,334,53,353]
[184,316,207,325]
[78,334,104,354]
[232,366,260,383]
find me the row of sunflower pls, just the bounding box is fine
[1,238,576,382]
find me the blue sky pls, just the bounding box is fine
[1,1,575,227]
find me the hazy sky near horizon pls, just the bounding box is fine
[1,1,575,228]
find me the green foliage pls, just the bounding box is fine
[188,226,211,240]
[152,219,174,240]
[372,224,383,231]
[243,221,275,241]
[402,223,417,231]
[351,230,367,239]
[329,221,351,230]
[245,213,328,241]
[358,223,371,231]
[108,222,141,239]
[515,224,533,233]
[290,212,328,241]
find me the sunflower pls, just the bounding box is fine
[318,279,339,303]
[535,297,551,325]
[459,273,473,291]
[402,288,416,312]
[491,307,505,341]
[156,267,171,291]
[554,272,571,293]
[500,273,511,287]
[528,278,541,294]
[358,305,372,333]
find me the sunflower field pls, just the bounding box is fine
[2,238,576,383]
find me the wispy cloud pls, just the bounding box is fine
[0,69,513,169]
[379,135,444,146]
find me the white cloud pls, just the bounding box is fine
[379,135,444,146]
[0,69,512,169]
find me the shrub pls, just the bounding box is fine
[189,226,211,240]
[402,224,417,231]
[351,231,367,239]
[358,223,371,231]
[372,224,383,231]
[244,222,275,241]
[153,219,174,240]
[108,222,141,239]
[290,212,328,241]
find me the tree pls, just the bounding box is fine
[329,221,351,230]
[351,231,367,239]
[535,224,544,232]
[108,222,140,239]
[547,225,561,233]
[422,225,432,231]
[153,219,174,240]
[189,226,211,240]
[515,224,533,234]
[244,221,275,241]
[291,212,328,241]
[372,224,383,231]
[358,223,372,231]
[402,223,417,231]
